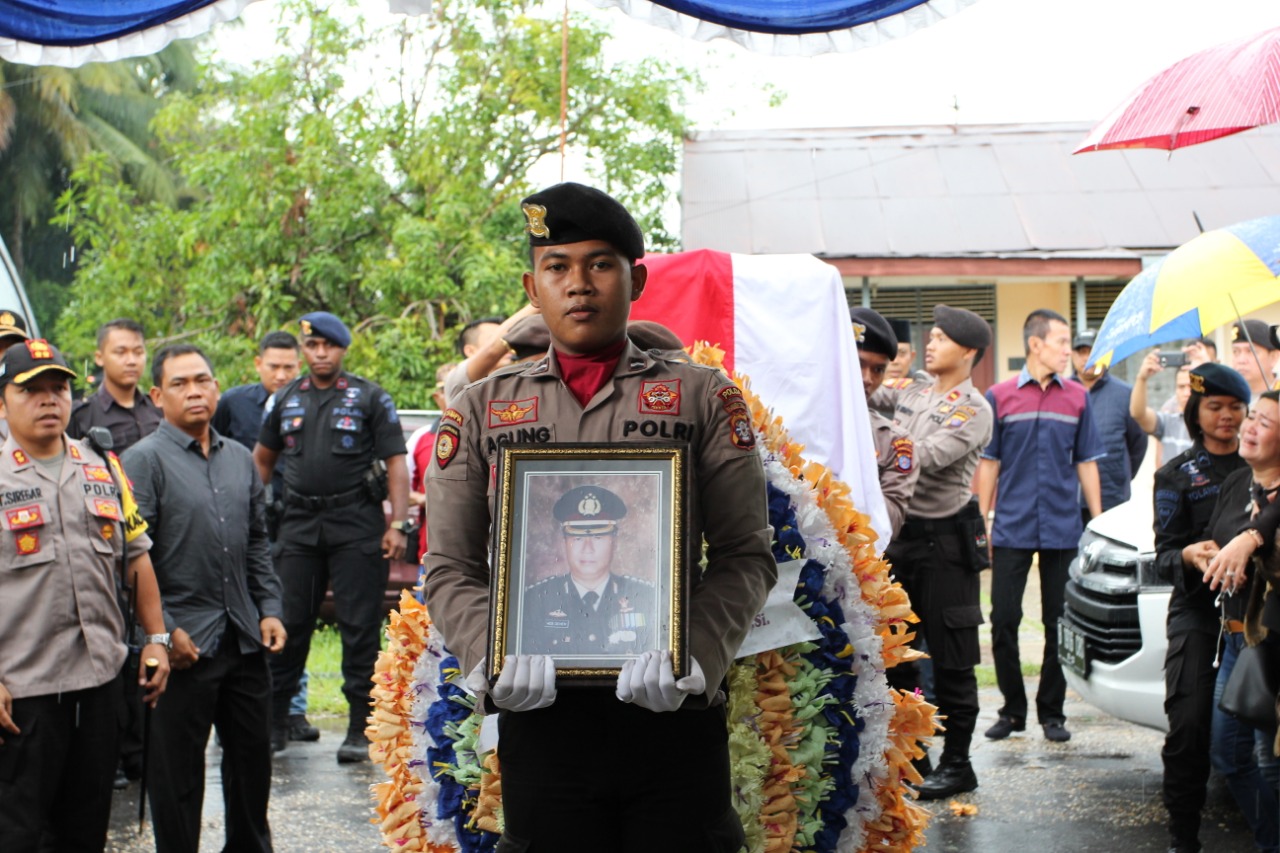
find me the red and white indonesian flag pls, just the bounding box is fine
[632,250,889,541]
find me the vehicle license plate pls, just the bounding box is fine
[1057,619,1089,679]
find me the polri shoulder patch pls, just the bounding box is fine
[435,424,461,469]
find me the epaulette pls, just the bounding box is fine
[525,574,559,590]
[882,377,915,390]
[617,574,656,589]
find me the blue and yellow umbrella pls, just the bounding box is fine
[1089,215,1280,368]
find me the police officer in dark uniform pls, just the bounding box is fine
[521,485,655,656]
[1151,363,1250,853]
[873,305,994,799]
[253,312,409,763]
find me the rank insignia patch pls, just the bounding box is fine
[488,398,538,428]
[25,339,52,360]
[435,425,460,469]
[6,505,43,529]
[83,466,113,483]
[945,389,962,403]
[68,444,82,461]
[15,531,39,555]
[12,449,28,465]
[638,380,681,416]
[891,437,914,473]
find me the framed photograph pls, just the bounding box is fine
[487,443,689,684]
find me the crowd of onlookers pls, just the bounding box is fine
[859,306,1278,851]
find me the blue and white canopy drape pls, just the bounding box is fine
[0,0,978,66]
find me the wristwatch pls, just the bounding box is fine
[390,520,409,532]
[144,632,172,649]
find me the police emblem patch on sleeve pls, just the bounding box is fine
[729,411,756,450]
[891,437,914,473]
[638,380,681,416]
[435,425,461,469]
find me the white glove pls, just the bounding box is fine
[480,655,557,712]
[615,650,705,713]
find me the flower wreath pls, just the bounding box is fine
[368,343,939,852]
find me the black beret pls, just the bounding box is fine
[521,183,645,262]
[628,320,685,352]
[1188,363,1250,402]
[553,484,627,535]
[1233,318,1278,351]
[0,309,29,342]
[849,308,898,360]
[887,318,912,348]
[299,311,352,348]
[504,314,551,361]
[933,305,992,350]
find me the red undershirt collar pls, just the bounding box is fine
[555,338,628,407]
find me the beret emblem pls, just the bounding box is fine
[522,203,550,239]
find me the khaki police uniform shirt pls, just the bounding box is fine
[424,341,776,704]
[871,409,919,538]
[0,435,152,699]
[872,376,993,520]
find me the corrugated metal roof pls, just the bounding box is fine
[681,122,1280,258]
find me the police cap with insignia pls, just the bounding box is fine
[1187,362,1250,402]
[0,309,29,344]
[553,484,627,536]
[520,182,645,262]
[848,308,897,360]
[933,305,993,365]
[1233,318,1278,351]
[887,318,912,350]
[628,320,684,352]
[298,311,352,349]
[1072,329,1098,351]
[0,338,77,389]
[504,314,551,361]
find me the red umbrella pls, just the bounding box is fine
[1075,26,1280,153]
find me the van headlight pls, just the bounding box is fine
[1071,530,1159,594]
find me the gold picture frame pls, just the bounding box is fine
[487,443,689,685]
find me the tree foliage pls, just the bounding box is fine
[56,0,696,405]
[0,43,198,331]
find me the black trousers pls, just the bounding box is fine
[270,536,389,729]
[990,546,1073,724]
[0,673,121,852]
[149,640,273,853]
[496,692,745,853]
[885,523,983,762]
[1161,628,1219,844]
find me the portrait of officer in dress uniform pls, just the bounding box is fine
[520,484,654,657]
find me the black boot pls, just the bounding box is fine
[270,716,288,755]
[336,728,369,764]
[914,757,978,800]
[289,714,321,742]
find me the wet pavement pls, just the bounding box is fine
[105,555,1260,852]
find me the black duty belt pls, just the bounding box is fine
[286,486,366,511]
[901,513,962,536]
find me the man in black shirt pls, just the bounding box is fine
[68,318,162,454]
[254,312,409,763]
[123,344,285,853]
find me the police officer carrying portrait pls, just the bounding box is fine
[0,339,171,851]
[424,182,776,853]
[872,304,994,800]
[253,312,410,763]
[850,308,919,539]
[522,485,654,656]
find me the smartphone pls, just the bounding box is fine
[1158,351,1188,368]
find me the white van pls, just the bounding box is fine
[0,237,39,335]
[1058,497,1171,731]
